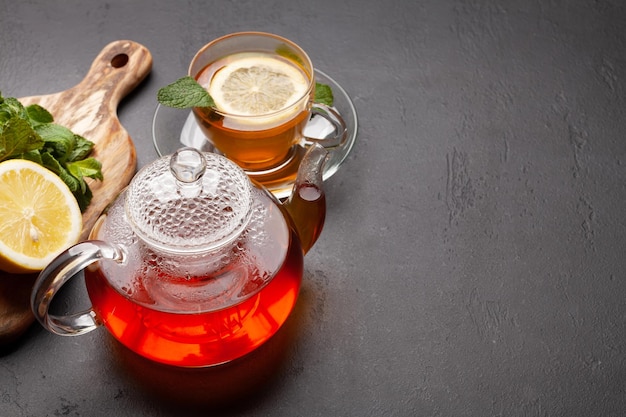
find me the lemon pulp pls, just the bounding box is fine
[0,159,82,273]
[208,53,309,120]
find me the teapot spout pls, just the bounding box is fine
[284,144,329,254]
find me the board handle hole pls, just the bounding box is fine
[111,54,129,68]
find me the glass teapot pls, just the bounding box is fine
[31,144,328,367]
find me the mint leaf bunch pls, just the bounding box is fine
[157,76,334,109]
[0,91,103,212]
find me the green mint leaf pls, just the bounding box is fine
[0,97,27,126]
[314,82,334,106]
[0,108,9,126]
[40,151,64,176]
[36,123,95,162]
[18,150,43,164]
[157,76,215,109]
[68,135,95,162]
[0,116,45,161]
[41,152,92,211]
[36,123,76,163]
[63,171,88,204]
[275,45,305,67]
[26,104,54,126]
[73,184,93,213]
[35,123,75,143]
[66,158,103,181]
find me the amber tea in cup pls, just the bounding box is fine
[189,32,344,173]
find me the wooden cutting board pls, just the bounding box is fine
[0,40,152,346]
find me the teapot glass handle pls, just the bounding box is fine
[30,240,126,336]
[302,103,348,149]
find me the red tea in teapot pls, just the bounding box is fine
[84,231,302,367]
[83,185,311,367]
[31,146,328,368]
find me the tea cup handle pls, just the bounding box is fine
[31,240,126,336]
[302,103,348,149]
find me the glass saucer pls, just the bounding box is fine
[152,69,358,199]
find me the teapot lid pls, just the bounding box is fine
[125,148,253,253]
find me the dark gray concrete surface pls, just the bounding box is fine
[2,0,626,415]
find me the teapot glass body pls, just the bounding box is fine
[31,146,327,367]
[85,186,302,367]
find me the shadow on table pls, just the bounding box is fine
[106,279,314,415]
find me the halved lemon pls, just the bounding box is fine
[209,54,309,116]
[0,159,82,274]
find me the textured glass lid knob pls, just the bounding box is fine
[170,147,207,183]
[125,148,254,253]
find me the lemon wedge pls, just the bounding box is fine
[0,159,82,274]
[209,54,309,117]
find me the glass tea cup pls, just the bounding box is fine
[189,31,346,174]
